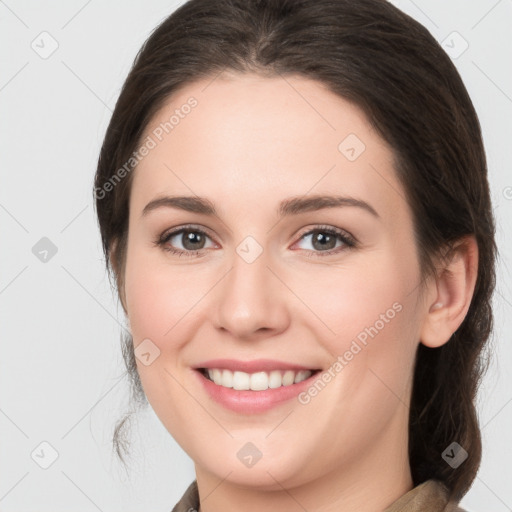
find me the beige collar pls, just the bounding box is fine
[171,478,466,512]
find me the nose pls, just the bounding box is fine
[214,245,290,341]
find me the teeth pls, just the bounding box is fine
[211,369,221,385]
[250,371,268,391]
[233,371,250,390]
[269,370,282,389]
[222,369,233,387]
[206,368,313,391]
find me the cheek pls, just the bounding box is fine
[286,255,420,459]
[123,249,209,429]
[289,248,422,411]
[124,248,207,346]
[292,251,419,346]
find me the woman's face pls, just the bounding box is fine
[122,73,428,490]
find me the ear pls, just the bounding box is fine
[420,235,479,348]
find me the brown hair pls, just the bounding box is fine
[93,0,497,501]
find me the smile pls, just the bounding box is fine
[201,368,315,391]
[193,360,322,413]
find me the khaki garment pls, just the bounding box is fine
[171,479,467,511]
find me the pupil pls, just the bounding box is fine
[183,231,204,250]
[313,231,335,250]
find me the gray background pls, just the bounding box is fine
[1,0,511,510]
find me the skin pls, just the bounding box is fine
[115,72,478,512]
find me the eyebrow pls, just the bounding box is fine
[141,194,379,219]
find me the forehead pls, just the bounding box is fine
[131,72,406,224]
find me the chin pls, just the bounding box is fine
[193,441,315,491]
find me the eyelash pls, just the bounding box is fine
[154,224,357,259]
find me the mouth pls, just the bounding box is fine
[193,362,322,413]
[197,367,322,391]
[191,358,324,413]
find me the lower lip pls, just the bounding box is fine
[194,369,319,414]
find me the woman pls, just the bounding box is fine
[93,0,496,510]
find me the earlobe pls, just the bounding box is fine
[420,236,479,348]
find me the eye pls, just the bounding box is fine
[155,224,357,259]
[155,225,216,257]
[293,225,356,257]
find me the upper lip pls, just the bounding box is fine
[194,359,318,373]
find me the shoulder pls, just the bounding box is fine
[384,479,468,512]
[173,478,470,512]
